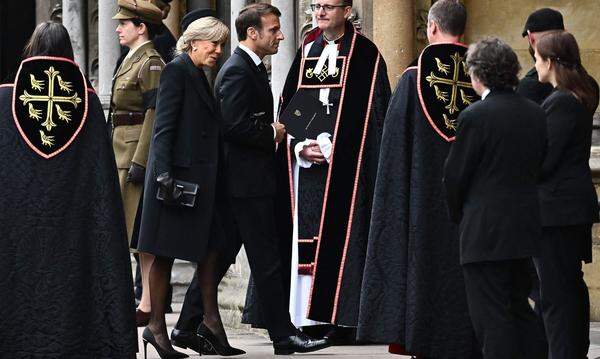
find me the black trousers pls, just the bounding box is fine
[229,196,296,339]
[534,225,592,359]
[462,258,547,359]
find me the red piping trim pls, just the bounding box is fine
[416,42,468,143]
[0,84,14,88]
[331,53,381,323]
[11,56,89,159]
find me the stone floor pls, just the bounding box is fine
[136,310,393,358]
[135,307,600,358]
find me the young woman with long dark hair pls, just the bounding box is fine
[534,30,599,358]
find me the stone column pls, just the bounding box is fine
[230,0,247,53]
[98,0,120,109]
[373,0,415,88]
[270,0,295,110]
[62,0,86,73]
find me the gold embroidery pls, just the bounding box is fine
[443,114,457,131]
[18,66,82,145]
[435,57,450,75]
[426,52,474,115]
[305,64,340,82]
[39,130,55,147]
[29,74,44,91]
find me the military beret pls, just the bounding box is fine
[113,0,163,25]
[522,8,564,37]
[181,8,217,32]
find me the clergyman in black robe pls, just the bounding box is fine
[242,20,390,330]
[0,56,137,357]
[357,42,482,358]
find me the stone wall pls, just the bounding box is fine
[586,150,600,321]
[463,0,600,88]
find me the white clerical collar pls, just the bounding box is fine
[481,88,491,100]
[238,43,262,66]
[125,40,151,61]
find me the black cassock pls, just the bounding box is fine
[243,22,390,327]
[357,44,481,357]
[0,57,137,358]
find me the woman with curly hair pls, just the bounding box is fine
[533,30,599,358]
[443,37,548,358]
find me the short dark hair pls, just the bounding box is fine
[235,3,281,41]
[130,18,162,40]
[23,21,74,60]
[466,37,521,90]
[428,0,467,36]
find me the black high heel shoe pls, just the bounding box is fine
[197,323,246,356]
[143,327,189,359]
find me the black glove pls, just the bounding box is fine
[156,172,182,202]
[126,163,146,184]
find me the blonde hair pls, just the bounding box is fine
[176,16,229,55]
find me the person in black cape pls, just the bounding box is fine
[357,1,481,357]
[0,22,137,358]
[443,37,548,359]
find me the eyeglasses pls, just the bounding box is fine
[310,3,348,12]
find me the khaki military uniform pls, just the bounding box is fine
[111,41,164,243]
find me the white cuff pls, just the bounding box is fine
[294,139,315,168]
[271,123,277,140]
[316,133,332,163]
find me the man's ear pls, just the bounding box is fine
[343,6,352,19]
[527,32,536,47]
[247,26,258,40]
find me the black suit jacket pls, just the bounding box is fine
[138,53,223,262]
[443,90,547,264]
[538,89,599,226]
[214,47,276,198]
[516,67,554,105]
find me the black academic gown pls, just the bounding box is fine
[357,59,480,357]
[0,58,137,358]
[243,22,390,328]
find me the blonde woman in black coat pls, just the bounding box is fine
[534,30,600,358]
[137,17,242,358]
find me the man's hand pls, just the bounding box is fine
[273,123,286,143]
[299,140,326,165]
[126,163,146,184]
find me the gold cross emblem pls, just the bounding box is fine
[18,66,82,147]
[426,52,474,115]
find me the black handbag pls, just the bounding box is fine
[156,179,199,208]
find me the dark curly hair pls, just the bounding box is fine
[466,37,521,90]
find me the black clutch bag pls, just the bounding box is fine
[156,179,199,208]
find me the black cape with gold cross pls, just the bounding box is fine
[242,21,391,328]
[357,43,481,357]
[0,57,137,357]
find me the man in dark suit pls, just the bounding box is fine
[214,3,330,355]
[443,37,547,359]
[516,8,564,104]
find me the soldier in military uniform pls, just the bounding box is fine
[110,0,165,327]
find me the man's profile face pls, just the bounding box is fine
[255,13,284,56]
[313,0,350,34]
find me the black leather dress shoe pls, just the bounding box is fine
[171,328,204,355]
[272,330,331,355]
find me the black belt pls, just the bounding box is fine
[112,112,144,127]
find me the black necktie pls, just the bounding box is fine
[258,63,269,83]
